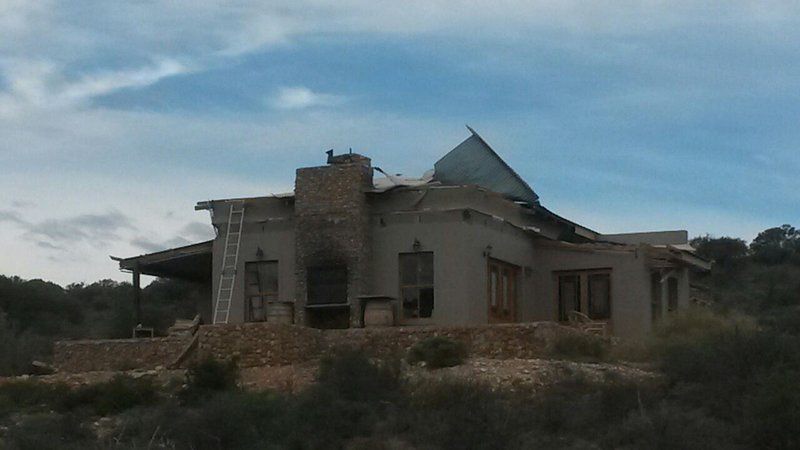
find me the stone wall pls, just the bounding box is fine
[294,155,374,327]
[53,337,189,373]
[197,323,322,367]
[196,322,570,368]
[53,322,576,372]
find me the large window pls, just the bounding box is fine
[557,274,581,322]
[556,269,611,321]
[245,261,278,322]
[588,273,611,320]
[307,266,348,306]
[399,252,434,319]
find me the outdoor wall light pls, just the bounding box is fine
[483,245,493,257]
[412,238,421,252]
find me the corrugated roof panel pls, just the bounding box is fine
[433,127,539,204]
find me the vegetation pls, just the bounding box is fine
[1,224,799,448]
[547,331,609,361]
[0,276,202,376]
[407,336,468,368]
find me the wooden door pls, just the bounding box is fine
[488,259,519,323]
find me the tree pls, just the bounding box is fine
[690,235,748,267]
[750,225,800,265]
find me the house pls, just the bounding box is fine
[114,128,709,339]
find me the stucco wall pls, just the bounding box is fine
[211,197,295,324]
[530,243,652,339]
[369,208,537,326]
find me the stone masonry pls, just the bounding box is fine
[52,322,577,372]
[293,153,373,327]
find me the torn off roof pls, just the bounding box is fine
[433,126,540,205]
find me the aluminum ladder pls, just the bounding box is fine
[213,201,245,324]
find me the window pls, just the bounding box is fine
[245,261,278,322]
[588,274,611,320]
[556,269,611,322]
[399,252,434,319]
[488,259,519,323]
[667,277,679,313]
[558,274,580,322]
[307,266,348,305]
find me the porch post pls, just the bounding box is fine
[133,266,142,325]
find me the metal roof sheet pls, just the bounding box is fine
[433,127,539,205]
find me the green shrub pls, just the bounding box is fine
[547,332,608,361]
[652,307,756,342]
[180,356,239,404]
[3,412,94,450]
[116,391,286,450]
[0,379,71,417]
[606,402,735,450]
[742,369,800,449]
[60,374,158,415]
[316,348,402,403]
[407,336,467,368]
[406,379,520,450]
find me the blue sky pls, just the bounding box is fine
[1,1,799,284]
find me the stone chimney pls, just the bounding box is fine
[294,152,373,328]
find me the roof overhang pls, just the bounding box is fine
[111,240,213,282]
[645,245,712,271]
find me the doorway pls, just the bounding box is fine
[488,259,519,323]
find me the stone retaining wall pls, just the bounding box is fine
[197,323,322,367]
[53,337,189,373]
[54,322,575,372]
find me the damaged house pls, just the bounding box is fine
[114,128,709,339]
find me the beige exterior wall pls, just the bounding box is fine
[529,243,653,339]
[210,197,295,324]
[369,208,538,326]
[205,187,694,339]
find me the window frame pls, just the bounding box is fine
[244,260,279,322]
[398,252,435,320]
[487,258,519,323]
[553,268,612,322]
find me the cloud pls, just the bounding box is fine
[270,86,344,110]
[0,210,26,225]
[0,58,187,116]
[2,209,135,245]
[130,236,192,253]
[180,222,215,241]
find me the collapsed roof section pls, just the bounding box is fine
[433,126,540,205]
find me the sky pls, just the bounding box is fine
[1,1,799,286]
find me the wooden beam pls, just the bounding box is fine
[133,267,141,325]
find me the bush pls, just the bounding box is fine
[406,379,520,450]
[116,391,286,450]
[317,348,402,402]
[3,412,94,450]
[606,402,735,450]
[180,357,239,404]
[742,369,800,449]
[407,337,467,368]
[60,374,159,415]
[0,379,71,417]
[547,332,608,361]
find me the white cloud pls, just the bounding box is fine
[270,86,344,110]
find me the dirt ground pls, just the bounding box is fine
[1,358,657,393]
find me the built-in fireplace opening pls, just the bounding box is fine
[305,265,350,329]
